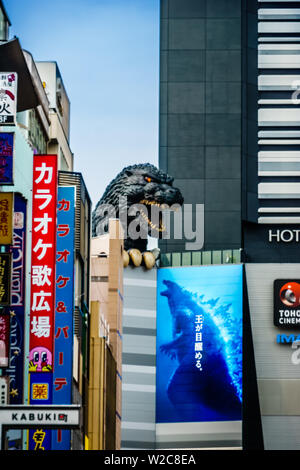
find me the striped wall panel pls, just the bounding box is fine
[156,421,242,450]
[121,265,242,450]
[245,263,300,450]
[257,1,300,224]
[121,266,157,450]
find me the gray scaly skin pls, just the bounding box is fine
[92,163,184,253]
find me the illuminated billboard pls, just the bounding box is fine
[28,155,57,451]
[52,186,75,450]
[8,194,27,404]
[29,155,57,371]
[0,192,13,245]
[0,132,13,184]
[156,265,243,423]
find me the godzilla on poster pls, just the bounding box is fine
[156,265,243,423]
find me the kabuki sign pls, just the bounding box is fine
[0,405,80,427]
[29,155,57,373]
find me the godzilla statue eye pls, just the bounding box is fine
[145,176,152,183]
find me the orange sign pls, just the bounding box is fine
[0,192,13,245]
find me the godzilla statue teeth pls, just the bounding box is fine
[92,163,184,269]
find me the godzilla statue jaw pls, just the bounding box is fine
[92,163,184,269]
[139,199,168,234]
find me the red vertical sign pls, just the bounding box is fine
[29,155,57,372]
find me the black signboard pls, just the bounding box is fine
[0,253,11,306]
[274,279,300,328]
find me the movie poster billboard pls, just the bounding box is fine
[156,264,243,423]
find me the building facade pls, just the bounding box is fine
[36,61,73,172]
[158,0,300,450]
[121,266,157,450]
[90,219,124,450]
[159,0,243,253]
[0,2,91,451]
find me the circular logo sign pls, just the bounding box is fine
[280,282,300,307]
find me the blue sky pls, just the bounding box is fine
[4,0,160,207]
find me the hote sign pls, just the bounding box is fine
[269,229,300,243]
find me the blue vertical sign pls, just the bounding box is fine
[51,186,75,450]
[0,132,13,184]
[28,371,53,450]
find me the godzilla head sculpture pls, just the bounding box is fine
[92,163,183,268]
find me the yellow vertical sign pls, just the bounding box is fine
[0,192,13,245]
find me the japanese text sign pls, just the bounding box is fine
[0,253,11,305]
[53,186,75,404]
[7,194,27,404]
[0,73,17,125]
[52,186,75,450]
[0,192,13,245]
[29,155,57,372]
[0,132,13,184]
[0,313,10,367]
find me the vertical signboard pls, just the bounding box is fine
[51,186,75,450]
[0,132,13,184]
[0,313,10,367]
[30,373,53,404]
[0,192,13,245]
[7,194,27,404]
[156,265,243,424]
[28,155,57,451]
[0,251,11,377]
[0,73,18,125]
[29,155,57,371]
[0,253,11,306]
